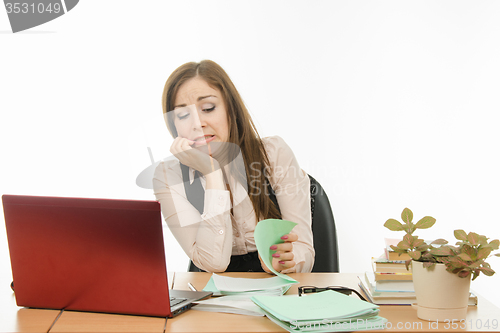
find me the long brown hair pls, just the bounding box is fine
[162,60,281,221]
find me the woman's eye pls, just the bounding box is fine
[177,113,189,120]
[202,105,215,112]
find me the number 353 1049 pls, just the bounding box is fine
[5,2,62,14]
[443,319,498,330]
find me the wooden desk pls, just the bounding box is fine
[5,272,500,332]
[0,275,61,333]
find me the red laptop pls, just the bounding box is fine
[2,194,211,317]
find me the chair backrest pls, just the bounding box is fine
[308,174,339,272]
[188,174,339,272]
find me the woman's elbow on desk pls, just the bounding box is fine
[191,252,231,273]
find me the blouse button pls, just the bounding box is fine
[218,230,224,235]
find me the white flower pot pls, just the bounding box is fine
[411,261,471,322]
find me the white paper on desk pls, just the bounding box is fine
[192,295,265,316]
[212,274,294,292]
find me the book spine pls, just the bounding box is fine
[374,273,413,281]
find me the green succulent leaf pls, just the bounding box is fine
[462,245,476,260]
[416,244,430,252]
[454,256,470,266]
[467,232,480,246]
[458,270,471,278]
[468,261,482,269]
[478,267,495,276]
[477,247,492,260]
[454,230,468,241]
[397,240,411,250]
[384,219,404,231]
[489,239,500,250]
[415,216,436,229]
[403,234,415,247]
[430,246,453,256]
[431,238,448,245]
[421,252,434,261]
[413,238,425,248]
[401,208,413,223]
[423,262,435,268]
[408,250,421,260]
[458,253,472,261]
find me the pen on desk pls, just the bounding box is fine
[188,282,197,292]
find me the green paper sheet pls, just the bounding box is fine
[255,219,298,282]
[203,274,293,296]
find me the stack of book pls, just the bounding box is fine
[359,239,414,304]
[372,238,414,295]
[372,260,413,292]
[359,255,415,305]
[359,271,416,305]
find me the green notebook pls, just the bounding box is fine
[252,290,387,332]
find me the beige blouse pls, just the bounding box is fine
[153,136,314,273]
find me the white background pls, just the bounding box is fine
[1,0,500,310]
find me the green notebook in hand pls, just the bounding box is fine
[203,218,300,297]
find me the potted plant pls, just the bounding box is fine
[384,208,500,322]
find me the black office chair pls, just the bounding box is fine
[188,174,339,273]
[308,174,339,272]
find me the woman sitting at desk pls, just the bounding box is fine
[153,60,314,273]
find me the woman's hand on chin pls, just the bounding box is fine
[170,136,220,175]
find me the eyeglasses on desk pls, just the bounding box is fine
[297,285,368,302]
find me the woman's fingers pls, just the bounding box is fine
[277,260,296,270]
[269,233,297,252]
[272,251,294,261]
[170,137,194,155]
[272,257,296,271]
[169,137,218,175]
[280,233,298,242]
[268,232,298,272]
[271,242,293,252]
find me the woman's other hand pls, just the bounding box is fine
[260,233,298,273]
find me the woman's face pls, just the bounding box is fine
[172,77,229,147]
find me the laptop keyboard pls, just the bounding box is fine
[170,297,188,307]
